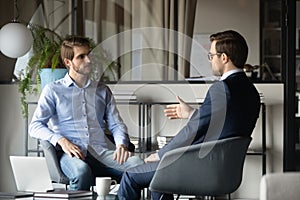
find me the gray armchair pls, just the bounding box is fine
[39,134,136,185]
[149,136,252,199]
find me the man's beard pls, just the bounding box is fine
[75,63,92,75]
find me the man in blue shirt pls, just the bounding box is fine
[29,36,143,190]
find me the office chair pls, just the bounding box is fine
[39,134,135,185]
[149,136,252,200]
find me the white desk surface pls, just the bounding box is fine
[108,83,284,105]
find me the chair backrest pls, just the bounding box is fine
[260,172,300,200]
[149,136,252,196]
[39,140,69,185]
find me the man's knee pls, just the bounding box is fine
[73,163,93,178]
[126,156,144,168]
[68,165,93,190]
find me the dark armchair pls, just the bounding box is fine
[149,136,252,199]
[39,134,135,185]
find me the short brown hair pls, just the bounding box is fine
[210,30,248,69]
[61,36,91,67]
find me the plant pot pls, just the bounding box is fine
[40,68,67,89]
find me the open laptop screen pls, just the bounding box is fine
[9,156,54,192]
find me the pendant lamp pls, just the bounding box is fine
[0,0,33,58]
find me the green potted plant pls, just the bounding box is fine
[18,23,66,117]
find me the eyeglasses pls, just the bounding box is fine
[207,52,222,61]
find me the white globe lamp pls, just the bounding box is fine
[0,22,33,58]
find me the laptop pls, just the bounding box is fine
[9,156,54,193]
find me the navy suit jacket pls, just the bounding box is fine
[158,72,261,158]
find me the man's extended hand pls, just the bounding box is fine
[164,96,194,119]
[58,137,85,160]
[113,144,132,164]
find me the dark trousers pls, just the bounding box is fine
[117,162,174,200]
[117,162,154,200]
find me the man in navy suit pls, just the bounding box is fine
[117,30,261,200]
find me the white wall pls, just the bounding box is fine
[0,85,25,192]
[194,0,260,65]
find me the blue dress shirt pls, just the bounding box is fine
[29,74,130,156]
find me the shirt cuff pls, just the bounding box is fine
[188,108,196,119]
[155,152,160,160]
[114,138,129,148]
[50,134,64,147]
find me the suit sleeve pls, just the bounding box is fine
[157,81,227,159]
[158,109,201,158]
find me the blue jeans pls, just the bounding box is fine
[60,150,144,190]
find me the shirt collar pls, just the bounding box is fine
[63,73,73,87]
[220,69,243,80]
[63,73,91,88]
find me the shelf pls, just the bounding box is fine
[263,27,281,31]
[264,55,281,58]
[247,149,265,155]
[28,149,43,154]
[261,0,283,81]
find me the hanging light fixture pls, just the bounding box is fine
[0,0,33,58]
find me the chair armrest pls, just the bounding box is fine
[39,140,69,184]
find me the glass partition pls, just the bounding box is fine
[11,0,260,83]
[76,0,260,82]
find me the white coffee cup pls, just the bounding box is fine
[95,177,117,196]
